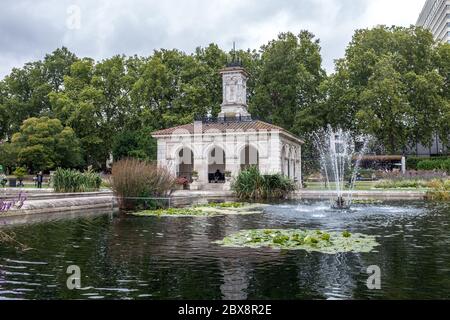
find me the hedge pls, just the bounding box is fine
[417,158,450,173]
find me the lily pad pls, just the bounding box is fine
[130,203,268,217]
[214,229,379,254]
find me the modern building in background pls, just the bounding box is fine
[417,0,450,43]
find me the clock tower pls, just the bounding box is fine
[218,65,251,119]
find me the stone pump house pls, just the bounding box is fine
[152,62,304,191]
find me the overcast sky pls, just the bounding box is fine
[0,0,426,78]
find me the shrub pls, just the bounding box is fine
[425,179,450,201]
[111,158,175,210]
[444,180,450,191]
[52,168,102,193]
[232,166,296,200]
[378,170,447,181]
[417,158,450,173]
[406,157,424,170]
[13,167,27,180]
[375,179,428,189]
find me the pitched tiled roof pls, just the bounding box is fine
[151,120,304,143]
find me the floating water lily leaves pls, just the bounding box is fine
[214,229,380,254]
[131,203,268,217]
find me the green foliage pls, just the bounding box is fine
[0,142,18,173]
[417,159,450,173]
[326,26,449,153]
[1,32,449,171]
[375,179,428,189]
[215,229,379,254]
[13,167,27,179]
[425,179,450,201]
[342,231,352,238]
[197,202,245,209]
[250,31,326,134]
[375,178,450,190]
[11,117,83,171]
[112,129,156,161]
[52,168,101,193]
[406,157,425,170]
[232,166,296,200]
[132,203,265,217]
[134,208,206,217]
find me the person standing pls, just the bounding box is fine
[37,171,43,188]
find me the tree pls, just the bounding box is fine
[112,129,156,161]
[43,47,78,93]
[356,55,410,153]
[0,47,77,141]
[251,31,326,134]
[11,117,82,171]
[0,142,18,174]
[49,58,108,168]
[327,26,448,153]
[435,43,450,147]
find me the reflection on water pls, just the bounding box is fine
[0,200,449,300]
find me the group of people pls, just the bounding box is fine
[0,171,44,188]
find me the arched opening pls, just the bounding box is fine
[208,146,226,183]
[240,145,259,171]
[177,147,194,182]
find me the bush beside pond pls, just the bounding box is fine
[52,168,102,193]
[111,158,175,210]
[232,166,296,201]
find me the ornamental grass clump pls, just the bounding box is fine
[425,179,450,201]
[232,166,296,200]
[111,158,176,210]
[52,168,102,193]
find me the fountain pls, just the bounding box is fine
[314,126,369,210]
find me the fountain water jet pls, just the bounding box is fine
[314,126,369,210]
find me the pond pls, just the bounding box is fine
[0,200,449,300]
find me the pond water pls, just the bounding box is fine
[0,200,449,300]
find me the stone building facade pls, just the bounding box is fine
[152,64,304,190]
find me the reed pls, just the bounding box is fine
[111,158,175,210]
[52,168,102,193]
[232,166,296,201]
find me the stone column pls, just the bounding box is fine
[269,133,282,173]
[296,146,303,188]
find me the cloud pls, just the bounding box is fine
[0,0,427,78]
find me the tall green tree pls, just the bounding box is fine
[435,43,450,147]
[43,47,78,93]
[251,31,326,134]
[0,47,77,140]
[11,117,82,171]
[327,26,449,153]
[49,58,108,168]
[357,54,411,153]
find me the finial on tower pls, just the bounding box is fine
[227,41,242,67]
